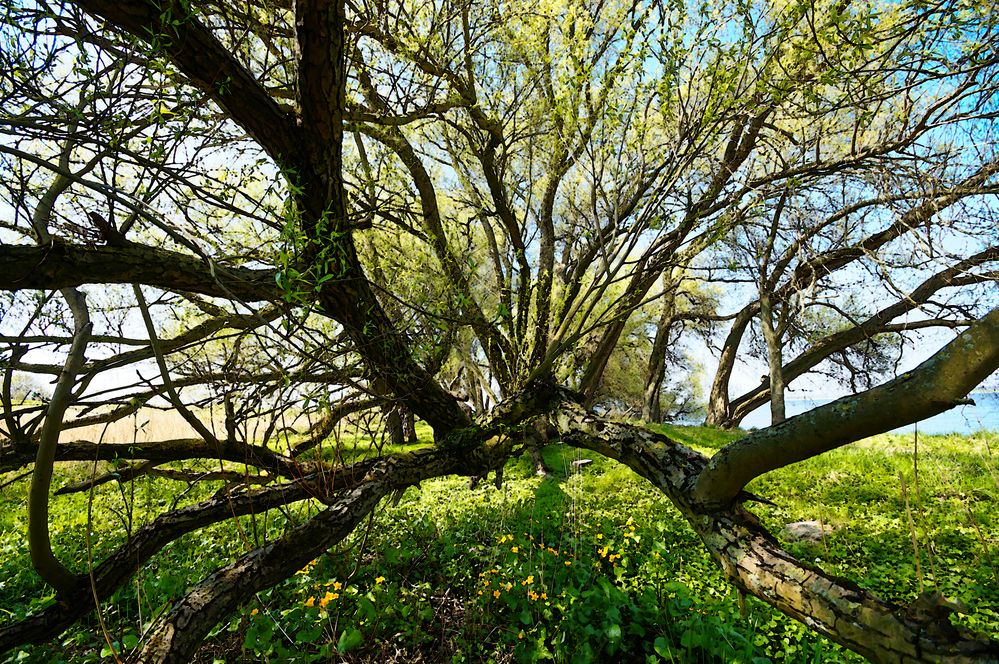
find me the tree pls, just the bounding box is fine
[705,164,999,428]
[1,0,999,661]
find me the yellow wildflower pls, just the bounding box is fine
[375,576,386,585]
[304,596,315,607]
[319,592,335,608]
[511,546,519,553]
[493,590,501,598]
[250,608,259,616]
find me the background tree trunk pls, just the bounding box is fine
[759,293,786,425]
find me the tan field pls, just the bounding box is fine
[10,404,313,447]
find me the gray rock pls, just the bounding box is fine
[782,520,833,543]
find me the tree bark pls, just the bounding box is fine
[557,401,999,663]
[695,305,999,509]
[725,246,999,426]
[402,408,417,444]
[138,481,389,662]
[758,293,786,425]
[642,293,676,423]
[705,305,757,427]
[0,243,278,301]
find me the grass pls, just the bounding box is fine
[1,423,997,663]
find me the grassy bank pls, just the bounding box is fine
[1,425,997,662]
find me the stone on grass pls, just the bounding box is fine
[782,520,833,543]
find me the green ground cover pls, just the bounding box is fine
[1,425,997,662]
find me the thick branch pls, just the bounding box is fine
[28,293,90,594]
[136,435,519,661]
[69,0,301,166]
[0,242,278,301]
[728,247,999,424]
[1,438,312,478]
[0,481,313,651]
[695,306,999,508]
[557,403,999,662]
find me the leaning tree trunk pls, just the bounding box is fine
[642,295,677,423]
[556,401,999,663]
[705,305,757,427]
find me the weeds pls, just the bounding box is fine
[1,427,996,662]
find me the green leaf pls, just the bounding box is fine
[337,627,363,652]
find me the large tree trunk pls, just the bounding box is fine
[557,401,999,663]
[385,406,405,445]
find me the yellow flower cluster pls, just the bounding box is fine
[296,559,318,575]
[305,590,341,609]
[598,546,621,563]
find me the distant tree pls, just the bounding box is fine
[3,374,50,404]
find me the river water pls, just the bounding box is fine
[741,392,999,434]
